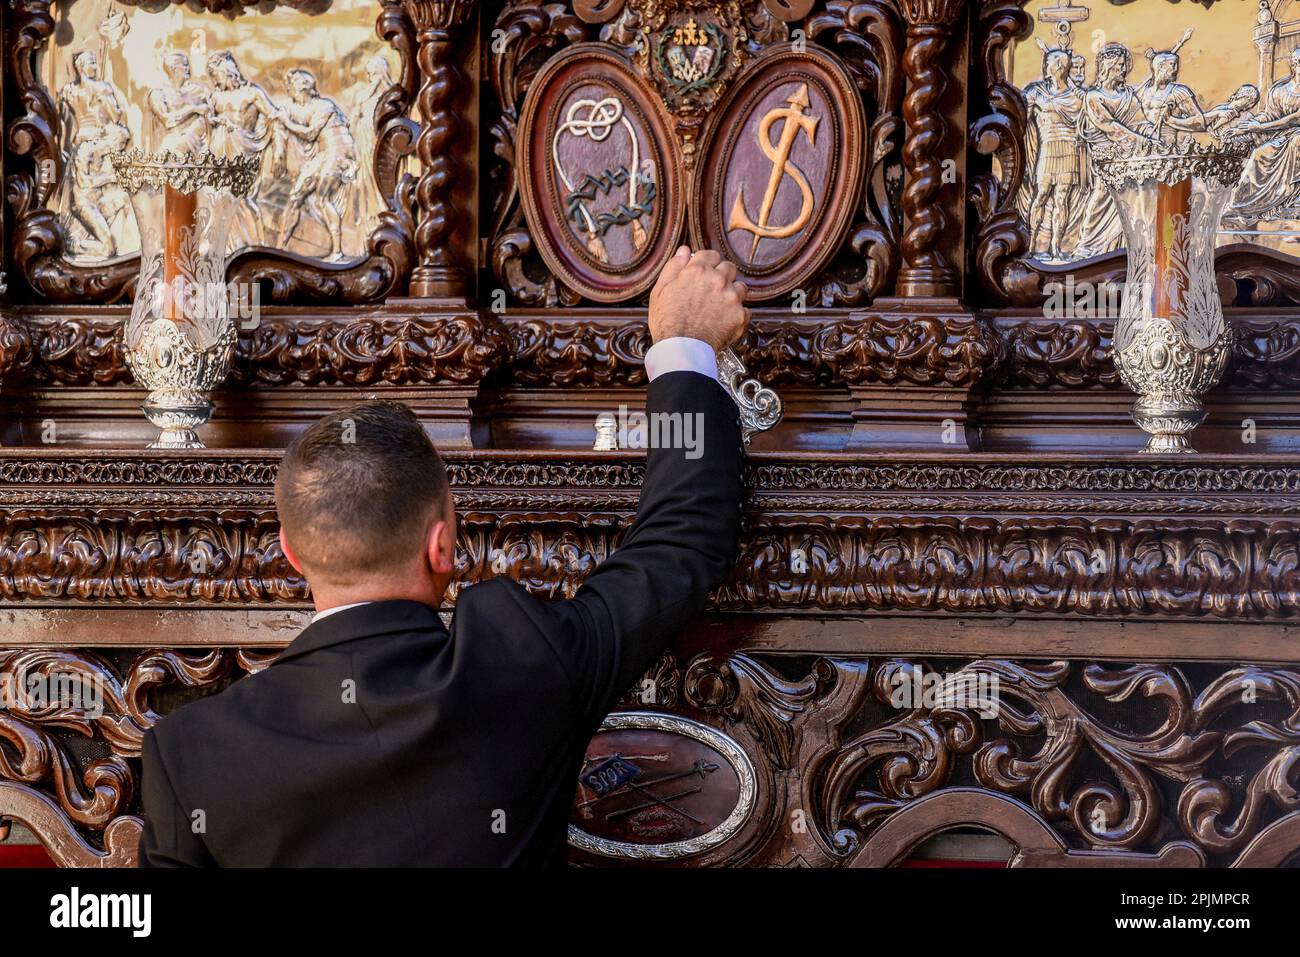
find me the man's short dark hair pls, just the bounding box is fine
[276,400,450,584]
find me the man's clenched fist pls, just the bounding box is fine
[648,246,750,353]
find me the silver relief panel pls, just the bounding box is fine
[41,0,401,265]
[1012,0,1300,263]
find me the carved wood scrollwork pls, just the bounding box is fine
[967,0,1033,304]
[5,646,1296,867]
[681,654,1300,867]
[4,0,419,305]
[804,0,904,305]
[488,1,591,306]
[0,646,276,866]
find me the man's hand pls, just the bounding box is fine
[648,246,749,353]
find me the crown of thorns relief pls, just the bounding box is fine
[110,149,260,196]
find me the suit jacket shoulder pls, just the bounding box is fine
[450,576,585,708]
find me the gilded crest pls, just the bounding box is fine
[629,0,751,162]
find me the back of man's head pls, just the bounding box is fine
[276,400,449,588]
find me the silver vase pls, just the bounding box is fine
[1093,141,1249,454]
[111,150,257,449]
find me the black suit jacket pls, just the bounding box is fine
[140,371,744,866]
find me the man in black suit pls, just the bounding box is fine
[140,246,749,866]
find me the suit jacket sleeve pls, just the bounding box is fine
[139,726,215,867]
[509,369,745,725]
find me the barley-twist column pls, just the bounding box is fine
[404,0,475,299]
[896,0,963,298]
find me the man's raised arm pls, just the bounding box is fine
[504,247,749,723]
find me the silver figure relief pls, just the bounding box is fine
[275,69,361,262]
[344,55,395,230]
[57,49,134,259]
[1014,2,1300,263]
[147,51,213,158]
[206,50,281,250]
[44,0,398,265]
[1229,47,1300,224]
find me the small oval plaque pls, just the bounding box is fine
[517,44,685,302]
[690,43,866,300]
[568,711,756,861]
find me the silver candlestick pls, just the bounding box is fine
[111,149,258,449]
[1093,139,1250,453]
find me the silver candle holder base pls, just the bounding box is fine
[141,394,217,450]
[1113,317,1232,455]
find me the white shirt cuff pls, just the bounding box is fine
[644,337,718,382]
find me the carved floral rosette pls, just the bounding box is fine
[112,151,260,449]
[1093,142,1249,454]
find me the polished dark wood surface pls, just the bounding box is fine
[1,0,1298,867]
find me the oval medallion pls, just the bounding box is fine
[517,44,684,302]
[567,712,756,861]
[691,44,866,300]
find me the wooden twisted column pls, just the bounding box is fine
[404,0,475,300]
[895,0,963,298]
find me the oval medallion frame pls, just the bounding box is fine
[690,43,866,301]
[517,44,685,303]
[567,711,757,861]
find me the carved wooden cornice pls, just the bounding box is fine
[2,449,1299,619]
[501,307,1005,389]
[0,312,36,380]
[999,314,1300,391]
[1,308,508,387]
[15,306,1300,394]
[507,315,651,387]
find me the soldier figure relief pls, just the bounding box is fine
[1013,9,1300,263]
[1024,42,1083,261]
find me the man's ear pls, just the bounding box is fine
[279,527,304,575]
[425,499,456,577]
